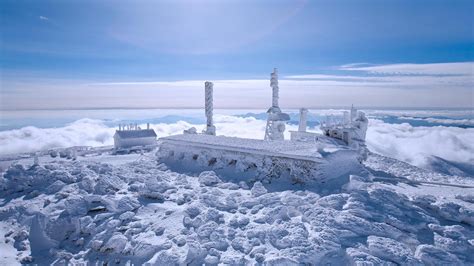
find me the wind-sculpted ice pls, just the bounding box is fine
[0,155,473,264]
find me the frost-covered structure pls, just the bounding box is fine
[298,108,308,132]
[158,70,368,184]
[113,124,157,150]
[319,106,369,145]
[264,68,290,141]
[158,133,362,184]
[203,81,216,136]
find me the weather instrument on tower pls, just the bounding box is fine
[264,68,290,141]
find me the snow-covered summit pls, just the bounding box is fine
[0,151,472,265]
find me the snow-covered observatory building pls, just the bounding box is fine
[114,124,157,151]
[157,69,368,184]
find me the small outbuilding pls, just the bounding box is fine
[113,129,157,150]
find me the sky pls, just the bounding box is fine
[0,0,473,109]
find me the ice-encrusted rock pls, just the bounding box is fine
[204,254,219,265]
[64,195,89,215]
[101,233,128,254]
[231,237,251,254]
[251,181,267,197]
[119,211,135,222]
[346,247,396,265]
[1,154,472,265]
[46,180,66,194]
[198,171,221,186]
[51,169,76,184]
[268,223,310,249]
[91,240,103,251]
[415,244,462,265]
[200,188,238,212]
[433,232,472,259]
[197,221,219,239]
[185,241,208,265]
[185,205,202,219]
[147,249,183,265]
[412,194,437,209]
[94,174,124,194]
[115,196,140,212]
[264,257,300,265]
[367,236,417,264]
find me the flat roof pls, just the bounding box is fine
[115,129,157,139]
[160,134,349,162]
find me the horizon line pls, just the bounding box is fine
[1,106,473,112]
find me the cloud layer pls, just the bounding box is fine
[366,119,474,168]
[1,115,472,176]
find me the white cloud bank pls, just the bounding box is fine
[1,115,472,175]
[0,116,296,156]
[366,119,474,168]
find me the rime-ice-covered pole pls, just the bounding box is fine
[270,68,279,108]
[298,108,308,132]
[350,104,357,124]
[204,81,216,135]
[265,68,289,141]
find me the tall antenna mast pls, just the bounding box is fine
[264,68,290,141]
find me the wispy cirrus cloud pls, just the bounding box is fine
[286,62,473,88]
[2,62,473,110]
[338,62,472,76]
[39,15,49,21]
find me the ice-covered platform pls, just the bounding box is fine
[159,134,351,162]
[157,134,363,184]
[157,70,367,184]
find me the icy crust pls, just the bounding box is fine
[0,158,473,264]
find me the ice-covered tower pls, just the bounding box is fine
[350,104,357,124]
[204,81,216,135]
[271,68,279,108]
[298,108,308,132]
[264,68,290,141]
[343,111,350,126]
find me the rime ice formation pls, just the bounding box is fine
[319,108,369,145]
[157,133,363,184]
[3,69,470,264]
[298,108,308,132]
[204,81,216,136]
[0,151,472,265]
[353,111,369,141]
[264,68,290,141]
[160,71,369,184]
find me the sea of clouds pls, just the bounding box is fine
[0,114,473,176]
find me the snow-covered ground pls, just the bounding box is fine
[0,150,472,265]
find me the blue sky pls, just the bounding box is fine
[1,0,473,109]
